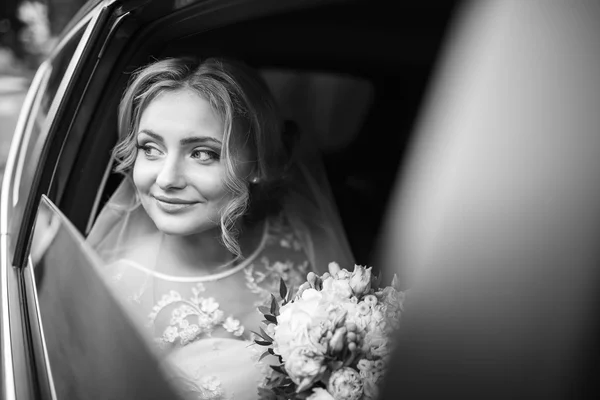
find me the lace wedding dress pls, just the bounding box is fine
[86,159,353,400]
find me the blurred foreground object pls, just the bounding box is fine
[379,0,600,398]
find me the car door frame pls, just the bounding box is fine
[0,2,119,399]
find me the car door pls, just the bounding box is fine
[1,2,118,398]
[1,15,102,400]
[27,195,182,400]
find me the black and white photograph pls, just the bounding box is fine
[1,1,600,399]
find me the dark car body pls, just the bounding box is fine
[0,0,458,398]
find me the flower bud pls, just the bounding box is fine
[347,332,357,343]
[307,272,317,288]
[349,265,372,297]
[328,262,341,276]
[363,295,377,307]
[357,302,370,316]
[331,309,348,328]
[329,327,347,353]
[296,281,311,298]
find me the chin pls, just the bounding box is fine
[153,216,219,237]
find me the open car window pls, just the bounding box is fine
[29,196,184,399]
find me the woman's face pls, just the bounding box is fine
[133,88,248,236]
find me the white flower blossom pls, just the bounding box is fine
[328,367,363,400]
[274,288,326,360]
[163,326,179,343]
[285,347,327,391]
[222,316,244,336]
[307,388,335,400]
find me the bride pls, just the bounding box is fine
[86,57,354,399]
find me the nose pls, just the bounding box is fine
[155,155,186,190]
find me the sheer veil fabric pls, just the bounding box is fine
[85,130,354,399]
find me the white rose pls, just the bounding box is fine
[285,346,327,392]
[322,277,354,300]
[307,388,335,400]
[274,289,325,360]
[327,367,363,400]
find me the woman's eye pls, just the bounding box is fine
[137,144,162,158]
[191,149,218,162]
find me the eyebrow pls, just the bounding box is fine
[138,129,223,146]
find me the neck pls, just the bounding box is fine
[157,227,234,276]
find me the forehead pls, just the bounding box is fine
[138,88,224,140]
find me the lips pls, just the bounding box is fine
[152,195,199,213]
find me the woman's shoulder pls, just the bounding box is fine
[264,211,308,252]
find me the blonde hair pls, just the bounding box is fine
[113,57,288,258]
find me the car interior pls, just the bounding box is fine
[54,1,459,269]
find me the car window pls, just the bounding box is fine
[8,25,88,241]
[28,196,183,399]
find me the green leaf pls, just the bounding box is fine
[251,330,267,341]
[270,294,280,316]
[270,295,277,315]
[260,327,274,342]
[255,339,272,346]
[262,319,273,325]
[279,278,288,300]
[270,365,286,375]
[265,314,278,324]
[259,350,272,362]
[257,387,277,400]
[258,305,272,315]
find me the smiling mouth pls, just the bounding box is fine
[152,196,199,213]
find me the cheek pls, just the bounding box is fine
[193,167,232,201]
[132,157,155,192]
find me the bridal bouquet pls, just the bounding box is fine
[253,262,405,400]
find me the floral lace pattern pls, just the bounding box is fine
[106,212,312,399]
[244,258,310,307]
[150,283,245,347]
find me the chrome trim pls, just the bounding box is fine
[12,10,101,206]
[12,63,52,207]
[0,60,50,233]
[26,256,58,400]
[0,234,15,400]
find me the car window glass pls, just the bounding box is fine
[9,26,87,239]
[28,196,183,399]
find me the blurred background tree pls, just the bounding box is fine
[47,0,88,36]
[1,0,88,182]
[1,0,88,71]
